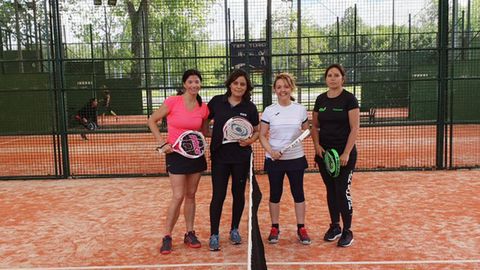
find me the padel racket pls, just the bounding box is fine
[86,121,98,131]
[279,129,310,155]
[222,116,254,144]
[170,130,207,159]
[324,148,340,178]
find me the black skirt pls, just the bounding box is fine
[166,152,207,174]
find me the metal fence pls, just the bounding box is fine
[1,0,479,179]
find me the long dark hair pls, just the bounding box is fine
[177,69,203,106]
[225,69,254,101]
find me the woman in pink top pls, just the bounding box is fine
[148,69,210,255]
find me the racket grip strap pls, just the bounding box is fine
[156,142,168,152]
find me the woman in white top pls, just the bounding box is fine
[259,73,311,245]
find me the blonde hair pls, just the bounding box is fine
[273,72,296,101]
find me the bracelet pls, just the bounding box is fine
[156,142,168,151]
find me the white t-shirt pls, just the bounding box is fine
[261,102,308,160]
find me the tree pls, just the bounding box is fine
[62,0,215,84]
[126,0,148,82]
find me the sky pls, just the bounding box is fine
[59,0,473,43]
[205,0,472,40]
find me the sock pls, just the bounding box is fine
[297,224,305,230]
[272,223,279,229]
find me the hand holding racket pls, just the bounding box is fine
[157,130,207,159]
[279,129,310,155]
[323,148,340,178]
[222,116,254,144]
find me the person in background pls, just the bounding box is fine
[99,85,118,124]
[74,98,98,140]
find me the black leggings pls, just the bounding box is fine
[316,149,356,230]
[267,170,305,204]
[209,161,249,235]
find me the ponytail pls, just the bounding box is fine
[196,94,202,106]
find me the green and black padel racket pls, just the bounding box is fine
[324,148,340,178]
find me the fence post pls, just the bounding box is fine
[263,0,272,109]
[436,0,448,169]
[50,0,70,178]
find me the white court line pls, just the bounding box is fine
[2,262,246,270]
[267,259,480,266]
[3,259,479,270]
[0,138,22,146]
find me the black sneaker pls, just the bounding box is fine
[160,235,172,255]
[337,229,354,247]
[184,231,201,248]
[324,223,342,241]
[80,133,88,140]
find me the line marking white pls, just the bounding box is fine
[267,259,480,266]
[0,138,21,146]
[2,262,247,270]
[3,259,479,270]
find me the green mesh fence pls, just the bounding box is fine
[0,0,479,179]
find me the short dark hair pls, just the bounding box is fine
[324,64,346,80]
[225,69,254,101]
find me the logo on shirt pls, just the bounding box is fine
[318,107,327,112]
[274,112,280,116]
[333,108,343,112]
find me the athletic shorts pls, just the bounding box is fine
[263,156,308,172]
[166,152,207,174]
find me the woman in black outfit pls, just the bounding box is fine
[207,69,259,251]
[75,98,98,140]
[311,64,360,247]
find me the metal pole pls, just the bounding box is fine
[244,0,250,75]
[0,28,4,74]
[89,24,96,98]
[104,5,111,76]
[437,0,448,169]
[391,0,395,49]
[50,0,70,177]
[14,0,24,73]
[224,1,229,72]
[353,4,357,95]
[408,14,412,118]
[32,0,41,72]
[142,10,152,116]
[161,22,167,101]
[296,0,302,103]
[264,0,273,109]
[336,17,340,63]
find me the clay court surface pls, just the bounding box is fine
[1,170,479,269]
[1,123,479,177]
